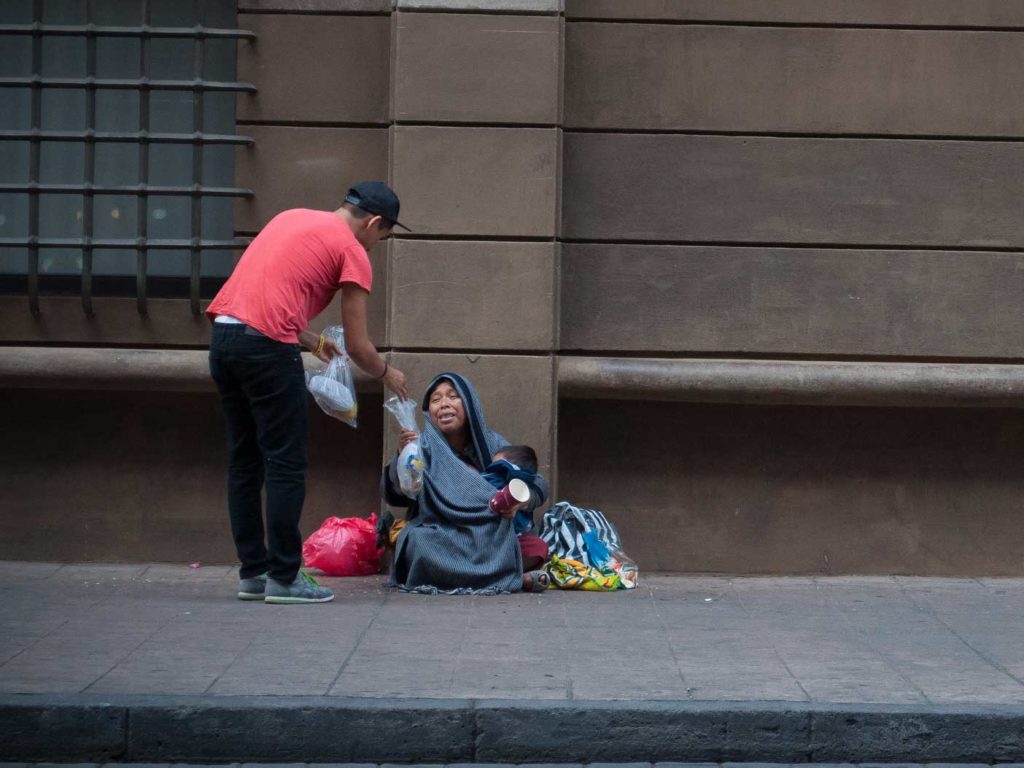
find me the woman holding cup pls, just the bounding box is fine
[381,373,550,593]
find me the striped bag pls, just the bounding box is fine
[539,501,623,568]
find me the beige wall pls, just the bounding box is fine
[5,0,1024,573]
[555,2,1024,573]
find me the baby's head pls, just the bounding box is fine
[492,444,538,473]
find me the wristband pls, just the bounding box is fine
[378,362,388,379]
[314,334,325,357]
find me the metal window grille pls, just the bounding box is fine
[0,0,255,317]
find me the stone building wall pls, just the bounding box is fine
[4,0,1024,573]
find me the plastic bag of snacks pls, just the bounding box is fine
[306,325,358,428]
[546,554,623,591]
[385,395,425,497]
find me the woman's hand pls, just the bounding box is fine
[398,429,418,451]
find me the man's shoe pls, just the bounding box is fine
[265,571,334,604]
[238,573,268,601]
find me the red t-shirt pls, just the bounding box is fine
[206,209,372,344]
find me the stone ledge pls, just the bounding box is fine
[559,356,1024,409]
[7,348,1024,408]
[0,347,377,393]
[397,0,562,12]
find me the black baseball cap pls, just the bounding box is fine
[344,180,410,231]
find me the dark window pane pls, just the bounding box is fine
[204,39,235,82]
[41,35,85,78]
[149,248,189,277]
[203,92,235,134]
[93,196,137,239]
[202,196,233,239]
[204,2,235,28]
[150,91,194,133]
[95,90,139,131]
[94,248,136,276]
[0,247,29,276]
[0,35,31,77]
[39,247,82,275]
[0,194,29,238]
[148,195,189,239]
[39,194,83,238]
[41,89,87,130]
[0,143,30,183]
[0,89,31,130]
[42,0,87,24]
[150,0,192,27]
[150,143,193,186]
[150,38,194,80]
[201,249,234,278]
[95,143,139,185]
[202,145,233,183]
[97,37,140,79]
[40,141,85,184]
[1,1,33,23]
[94,0,142,26]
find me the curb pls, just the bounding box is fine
[2,695,1024,763]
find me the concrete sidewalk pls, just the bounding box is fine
[2,562,1024,762]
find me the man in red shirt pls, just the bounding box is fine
[207,181,408,604]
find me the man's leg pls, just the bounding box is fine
[241,341,309,584]
[231,334,331,603]
[210,332,269,579]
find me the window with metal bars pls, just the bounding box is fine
[0,0,254,317]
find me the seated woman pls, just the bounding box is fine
[381,372,550,594]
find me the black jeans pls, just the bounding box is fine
[209,324,308,583]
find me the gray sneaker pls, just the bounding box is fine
[238,573,268,601]
[265,572,334,604]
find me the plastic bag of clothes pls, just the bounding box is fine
[540,501,638,590]
[302,514,383,576]
[384,395,425,497]
[306,325,358,428]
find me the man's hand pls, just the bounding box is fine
[318,336,343,363]
[383,365,408,400]
[298,329,341,363]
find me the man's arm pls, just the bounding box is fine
[339,282,408,399]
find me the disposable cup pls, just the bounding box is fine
[489,478,531,513]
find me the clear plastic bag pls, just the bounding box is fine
[384,395,424,497]
[583,531,639,589]
[305,325,358,428]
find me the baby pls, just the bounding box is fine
[482,444,549,570]
[481,444,541,536]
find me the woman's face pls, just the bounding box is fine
[428,380,467,438]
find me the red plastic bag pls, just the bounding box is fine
[302,514,383,576]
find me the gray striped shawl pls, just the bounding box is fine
[390,373,523,594]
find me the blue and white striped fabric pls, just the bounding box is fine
[390,373,524,595]
[540,501,622,568]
